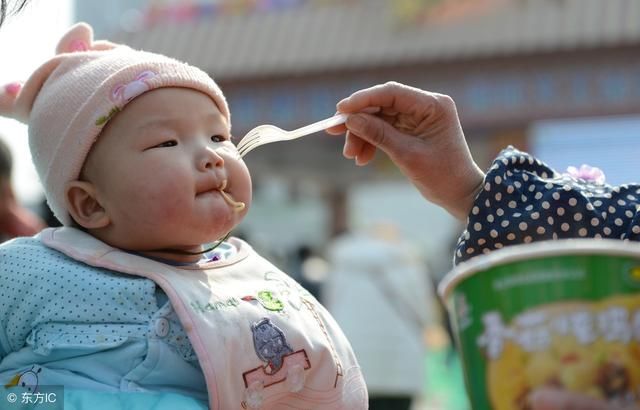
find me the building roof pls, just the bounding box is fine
[115,0,640,79]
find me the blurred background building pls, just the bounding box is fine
[5,1,638,408]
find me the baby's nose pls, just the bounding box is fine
[200,147,224,170]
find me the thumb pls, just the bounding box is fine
[345,113,407,156]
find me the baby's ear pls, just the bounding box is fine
[65,180,110,229]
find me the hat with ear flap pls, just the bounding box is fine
[0,22,230,226]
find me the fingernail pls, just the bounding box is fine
[347,114,366,131]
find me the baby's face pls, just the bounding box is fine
[81,87,252,255]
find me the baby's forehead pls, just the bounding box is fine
[123,88,229,127]
[134,112,228,131]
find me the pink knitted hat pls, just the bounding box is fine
[0,22,230,226]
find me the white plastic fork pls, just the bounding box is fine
[236,113,348,157]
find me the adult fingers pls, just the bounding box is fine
[343,130,366,159]
[325,116,347,135]
[343,113,409,157]
[354,139,377,166]
[343,131,378,165]
[336,81,432,115]
[326,107,382,135]
[325,124,347,135]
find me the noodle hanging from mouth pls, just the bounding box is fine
[219,180,245,212]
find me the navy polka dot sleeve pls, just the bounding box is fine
[455,146,640,264]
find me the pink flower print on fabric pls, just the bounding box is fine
[95,70,157,126]
[111,70,156,106]
[565,164,606,185]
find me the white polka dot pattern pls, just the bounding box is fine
[455,147,640,264]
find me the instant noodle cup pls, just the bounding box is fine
[438,239,640,410]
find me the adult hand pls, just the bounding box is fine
[327,81,484,221]
[528,388,640,410]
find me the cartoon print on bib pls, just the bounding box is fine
[252,317,293,372]
[241,290,285,312]
[264,270,308,311]
[242,318,311,409]
[5,365,43,392]
[262,270,344,387]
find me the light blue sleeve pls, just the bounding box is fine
[0,329,7,362]
[0,270,7,360]
[0,237,46,360]
[0,240,17,362]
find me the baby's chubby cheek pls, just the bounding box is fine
[127,181,186,222]
[155,196,187,221]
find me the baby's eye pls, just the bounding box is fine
[211,135,227,143]
[154,140,177,148]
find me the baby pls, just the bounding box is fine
[0,23,367,409]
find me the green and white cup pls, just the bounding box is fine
[439,239,640,410]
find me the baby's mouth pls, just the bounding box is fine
[218,180,245,212]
